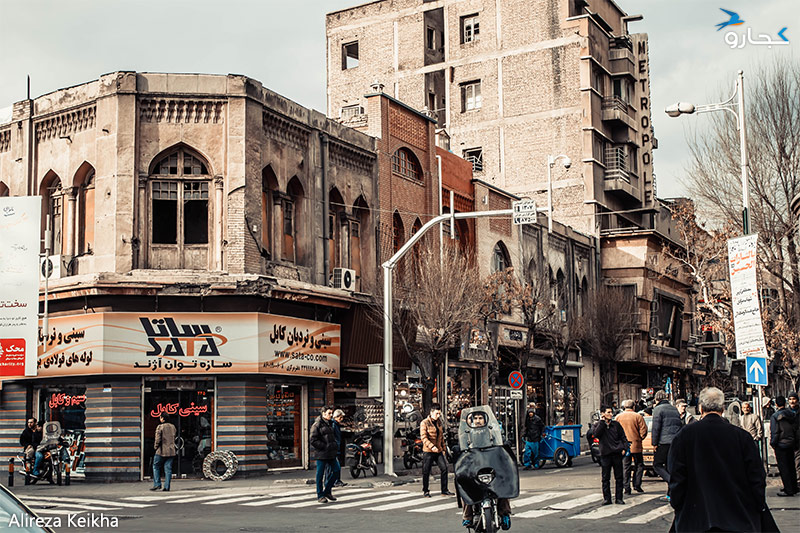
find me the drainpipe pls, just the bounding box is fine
[321,133,330,285]
[436,154,443,264]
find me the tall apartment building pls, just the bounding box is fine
[327,0,658,236]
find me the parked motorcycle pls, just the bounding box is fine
[347,427,379,478]
[18,421,69,485]
[586,410,601,466]
[454,407,519,533]
[401,427,423,470]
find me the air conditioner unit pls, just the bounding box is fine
[40,255,63,281]
[332,268,356,291]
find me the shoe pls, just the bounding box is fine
[501,515,511,530]
[333,481,347,487]
[624,488,631,495]
[523,465,533,470]
[776,491,796,497]
[615,499,625,505]
[423,491,431,498]
[462,519,474,528]
[442,490,455,496]
[149,486,161,491]
[634,487,645,493]
[318,496,328,503]
[659,495,671,502]
[324,493,337,501]
[162,488,169,492]
[602,500,613,506]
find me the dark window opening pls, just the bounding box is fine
[427,27,436,50]
[284,201,294,236]
[342,42,359,69]
[152,180,178,244]
[463,148,483,173]
[184,182,209,244]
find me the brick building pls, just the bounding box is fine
[0,71,383,481]
[326,0,658,237]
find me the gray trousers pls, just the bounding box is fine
[623,452,644,491]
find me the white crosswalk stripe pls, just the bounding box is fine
[408,500,460,513]
[167,491,255,504]
[278,488,374,508]
[366,495,449,511]
[569,494,660,519]
[23,500,121,512]
[621,504,674,524]
[23,495,153,508]
[326,491,411,509]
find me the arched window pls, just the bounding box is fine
[283,177,305,264]
[491,242,510,272]
[556,269,566,319]
[76,166,95,254]
[0,181,9,197]
[392,212,405,279]
[352,196,370,283]
[261,165,279,259]
[40,173,64,255]
[577,276,589,317]
[391,148,421,181]
[148,147,211,269]
[329,187,346,269]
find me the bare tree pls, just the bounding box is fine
[583,285,639,405]
[376,239,487,413]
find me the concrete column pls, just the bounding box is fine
[64,187,78,257]
[214,177,224,271]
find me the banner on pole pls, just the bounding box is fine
[0,197,41,377]
[728,234,768,360]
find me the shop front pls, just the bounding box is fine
[0,311,340,481]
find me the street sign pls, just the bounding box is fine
[746,356,768,386]
[509,389,523,400]
[508,371,524,389]
[512,200,537,225]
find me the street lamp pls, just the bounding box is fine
[665,70,750,234]
[547,154,571,233]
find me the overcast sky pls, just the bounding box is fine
[0,0,795,198]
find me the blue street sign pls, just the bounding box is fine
[746,356,768,386]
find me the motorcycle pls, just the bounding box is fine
[18,421,70,485]
[347,427,379,478]
[454,407,519,533]
[586,411,601,466]
[401,427,423,470]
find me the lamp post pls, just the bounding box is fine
[547,154,572,233]
[665,70,750,234]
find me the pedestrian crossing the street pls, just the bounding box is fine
[19,487,675,527]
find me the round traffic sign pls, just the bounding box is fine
[508,371,524,389]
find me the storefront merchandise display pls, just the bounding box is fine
[266,384,302,468]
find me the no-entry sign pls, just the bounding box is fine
[508,371,523,389]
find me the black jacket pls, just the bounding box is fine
[19,427,42,448]
[524,411,544,442]
[668,413,770,533]
[770,408,798,449]
[310,416,338,460]
[592,419,627,456]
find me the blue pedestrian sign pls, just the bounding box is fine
[746,356,768,386]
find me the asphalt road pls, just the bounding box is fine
[4,456,798,533]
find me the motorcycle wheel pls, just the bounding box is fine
[350,464,361,478]
[553,447,569,468]
[403,456,413,470]
[369,459,378,477]
[482,505,497,533]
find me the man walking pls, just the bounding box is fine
[522,406,544,470]
[651,390,681,502]
[668,387,775,532]
[616,399,647,494]
[328,409,348,488]
[675,399,695,426]
[151,413,177,491]
[740,401,763,444]
[789,392,800,488]
[310,406,340,503]
[593,405,628,505]
[770,395,798,497]
[420,403,453,497]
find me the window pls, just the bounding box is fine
[592,66,604,94]
[463,148,483,173]
[391,148,421,180]
[461,14,479,43]
[340,104,364,120]
[77,170,95,253]
[492,242,510,272]
[651,292,683,351]
[283,200,294,236]
[46,177,64,254]
[427,27,437,50]
[461,81,481,111]
[342,41,359,69]
[612,78,632,104]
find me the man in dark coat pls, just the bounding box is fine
[770,395,798,496]
[651,390,682,501]
[522,406,545,470]
[19,418,42,464]
[668,387,775,532]
[593,405,628,505]
[310,405,339,503]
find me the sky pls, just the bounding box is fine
[0,0,795,199]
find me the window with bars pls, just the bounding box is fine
[461,81,481,111]
[463,148,483,173]
[391,148,421,180]
[461,14,479,43]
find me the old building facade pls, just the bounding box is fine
[0,72,381,480]
[327,0,658,237]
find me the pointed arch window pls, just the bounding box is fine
[391,148,421,181]
[78,169,95,253]
[491,242,510,272]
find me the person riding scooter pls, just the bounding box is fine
[33,421,65,478]
[454,407,518,532]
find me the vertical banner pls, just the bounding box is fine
[728,234,768,360]
[0,197,41,377]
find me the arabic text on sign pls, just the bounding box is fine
[49,393,86,409]
[150,402,209,418]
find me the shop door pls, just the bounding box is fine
[266,384,303,468]
[491,387,520,459]
[143,380,214,478]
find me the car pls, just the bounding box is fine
[0,484,55,532]
[641,415,656,476]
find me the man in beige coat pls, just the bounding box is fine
[616,399,648,494]
[740,402,763,443]
[151,413,177,491]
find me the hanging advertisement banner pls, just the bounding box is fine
[0,197,41,377]
[728,234,768,360]
[26,312,340,379]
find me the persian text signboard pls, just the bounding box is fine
[0,197,41,377]
[728,234,768,360]
[29,312,339,379]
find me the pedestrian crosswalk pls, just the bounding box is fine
[19,486,675,527]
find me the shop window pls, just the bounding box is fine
[461,14,480,43]
[342,41,359,69]
[461,81,481,111]
[391,148,421,181]
[551,376,579,425]
[446,367,479,426]
[266,384,303,468]
[38,386,87,475]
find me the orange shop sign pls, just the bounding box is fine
[30,312,339,379]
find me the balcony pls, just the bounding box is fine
[604,146,640,201]
[602,97,637,129]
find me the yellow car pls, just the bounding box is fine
[641,415,655,475]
